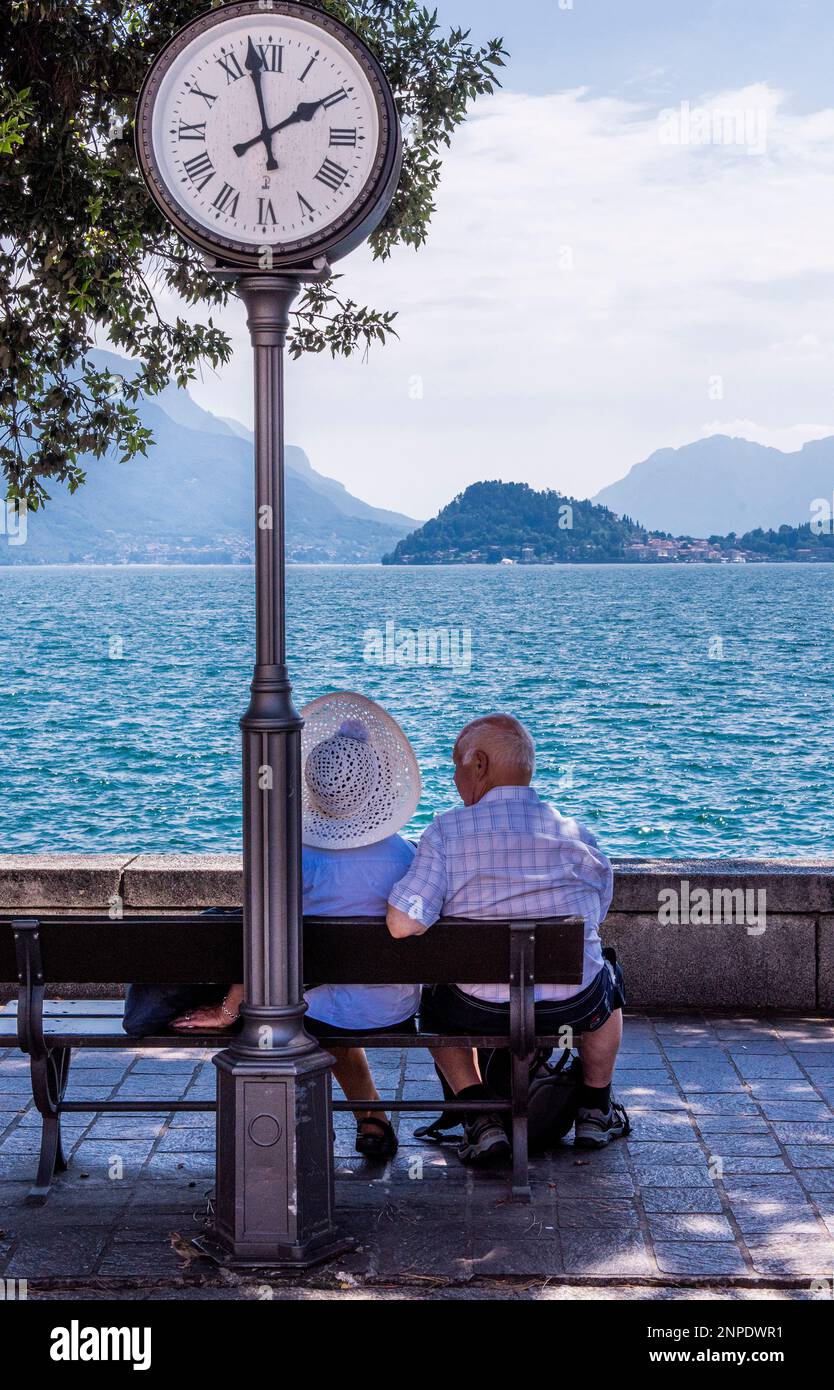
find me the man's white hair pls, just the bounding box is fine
[455,714,536,778]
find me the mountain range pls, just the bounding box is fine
[593,434,834,536]
[0,350,417,565]
[6,351,834,563]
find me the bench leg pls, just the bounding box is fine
[511,1052,532,1201]
[26,1047,71,1206]
[28,1114,67,1206]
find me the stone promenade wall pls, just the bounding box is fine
[0,855,832,1011]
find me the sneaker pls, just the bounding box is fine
[574,1101,630,1150]
[458,1112,512,1167]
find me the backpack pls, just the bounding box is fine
[482,1047,586,1152]
[415,1047,589,1153]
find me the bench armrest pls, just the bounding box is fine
[509,921,536,1058]
[11,919,46,1058]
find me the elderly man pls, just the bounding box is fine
[387,714,626,1167]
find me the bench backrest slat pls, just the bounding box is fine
[0,915,584,987]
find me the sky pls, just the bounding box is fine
[165,0,834,520]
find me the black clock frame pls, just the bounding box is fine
[135,0,402,268]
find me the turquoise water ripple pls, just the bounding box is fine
[1,563,832,857]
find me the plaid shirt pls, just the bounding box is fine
[389,786,613,1003]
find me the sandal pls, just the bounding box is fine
[355,1117,398,1161]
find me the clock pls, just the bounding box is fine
[135,1,402,268]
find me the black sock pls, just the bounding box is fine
[455,1083,492,1102]
[580,1083,611,1112]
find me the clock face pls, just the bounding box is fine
[136,2,399,265]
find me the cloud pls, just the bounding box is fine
[169,81,834,518]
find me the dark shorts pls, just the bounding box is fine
[305,1013,417,1042]
[122,984,224,1038]
[124,908,236,1038]
[123,988,419,1042]
[421,948,626,1038]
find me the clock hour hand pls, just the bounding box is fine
[243,36,279,172]
[233,97,326,161]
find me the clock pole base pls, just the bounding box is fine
[192,1230,356,1273]
[208,1043,350,1270]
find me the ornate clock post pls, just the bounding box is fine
[136,1,401,1266]
[210,265,346,1268]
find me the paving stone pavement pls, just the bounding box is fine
[1,1013,834,1296]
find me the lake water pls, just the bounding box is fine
[1,563,832,858]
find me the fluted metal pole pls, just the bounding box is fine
[236,276,304,1041]
[209,272,349,1268]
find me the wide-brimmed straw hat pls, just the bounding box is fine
[300,692,422,850]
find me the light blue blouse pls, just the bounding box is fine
[303,834,420,1030]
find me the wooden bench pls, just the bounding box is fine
[0,912,584,1203]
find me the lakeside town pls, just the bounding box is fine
[19,530,826,569]
[397,537,764,565]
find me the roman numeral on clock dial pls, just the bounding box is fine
[212,182,240,217]
[299,52,319,82]
[257,43,283,71]
[183,150,215,190]
[330,128,357,147]
[187,84,218,108]
[258,197,278,225]
[322,88,349,109]
[297,192,316,220]
[216,50,245,84]
[315,158,349,191]
[178,121,207,141]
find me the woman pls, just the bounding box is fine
[126,692,422,1162]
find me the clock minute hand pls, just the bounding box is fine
[244,36,279,172]
[233,98,326,160]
